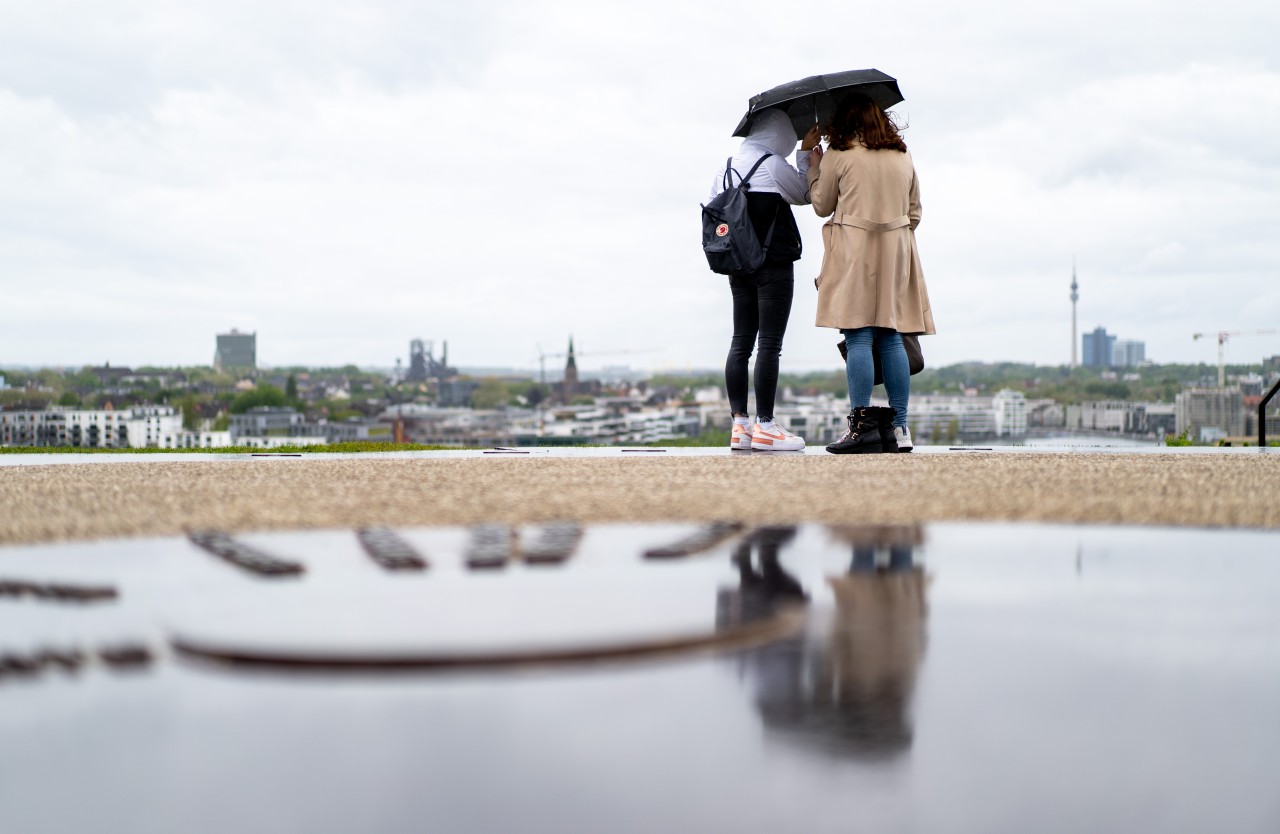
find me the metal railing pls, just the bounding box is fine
[1259,377,1280,448]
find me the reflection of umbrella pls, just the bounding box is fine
[732,69,904,139]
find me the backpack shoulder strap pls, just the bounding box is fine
[742,153,773,184]
[724,153,773,190]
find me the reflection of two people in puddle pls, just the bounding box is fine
[720,525,928,760]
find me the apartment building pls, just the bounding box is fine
[1176,388,1246,442]
[908,396,996,442]
[228,407,321,440]
[0,406,181,448]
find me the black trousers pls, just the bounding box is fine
[725,262,795,420]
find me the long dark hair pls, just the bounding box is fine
[826,93,907,153]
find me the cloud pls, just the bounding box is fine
[911,60,1280,365]
[2,0,1279,371]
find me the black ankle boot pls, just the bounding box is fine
[873,407,899,453]
[826,407,884,454]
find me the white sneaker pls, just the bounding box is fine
[730,422,753,451]
[751,422,806,452]
[894,425,914,453]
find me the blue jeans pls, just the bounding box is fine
[842,327,909,429]
[851,545,915,573]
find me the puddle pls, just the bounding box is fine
[1,522,1277,832]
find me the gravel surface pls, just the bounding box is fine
[3,452,1279,545]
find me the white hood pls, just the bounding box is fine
[709,107,810,205]
[741,108,798,157]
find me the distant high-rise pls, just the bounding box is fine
[1070,259,1079,367]
[214,329,256,372]
[1082,327,1115,368]
[1112,339,1146,368]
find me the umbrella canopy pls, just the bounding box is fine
[732,69,904,139]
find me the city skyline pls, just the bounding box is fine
[2,2,1278,370]
[6,327,1280,378]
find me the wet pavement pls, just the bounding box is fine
[2,522,1278,833]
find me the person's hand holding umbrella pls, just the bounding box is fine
[800,123,822,152]
[801,123,823,172]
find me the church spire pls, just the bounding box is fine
[562,336,579,397]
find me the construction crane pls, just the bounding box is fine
[1192,330,1277,387]
[534,344,657,385]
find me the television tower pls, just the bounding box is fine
[1070,258,1079,368]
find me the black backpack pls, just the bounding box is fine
[700,153,774,276]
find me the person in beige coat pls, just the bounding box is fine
[806,93,935,454]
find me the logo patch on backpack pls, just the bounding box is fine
[715,223,729,237]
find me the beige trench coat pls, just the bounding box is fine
[807,145,936,334]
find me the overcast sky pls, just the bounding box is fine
[3,0,1278,374]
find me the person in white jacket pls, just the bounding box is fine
[709,108,820,452]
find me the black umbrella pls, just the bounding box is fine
[732,69,904,139]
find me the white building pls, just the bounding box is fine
[908,395,997,442]
[0,406,182,448]
[160,430,235,449]
[128,405,183,448]
[992,389,1028,437]
[1068,401,1131,433]
[535,406,699,444]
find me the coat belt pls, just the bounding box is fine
[827,213,911,231]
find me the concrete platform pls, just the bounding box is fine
[2,447,1279,546]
